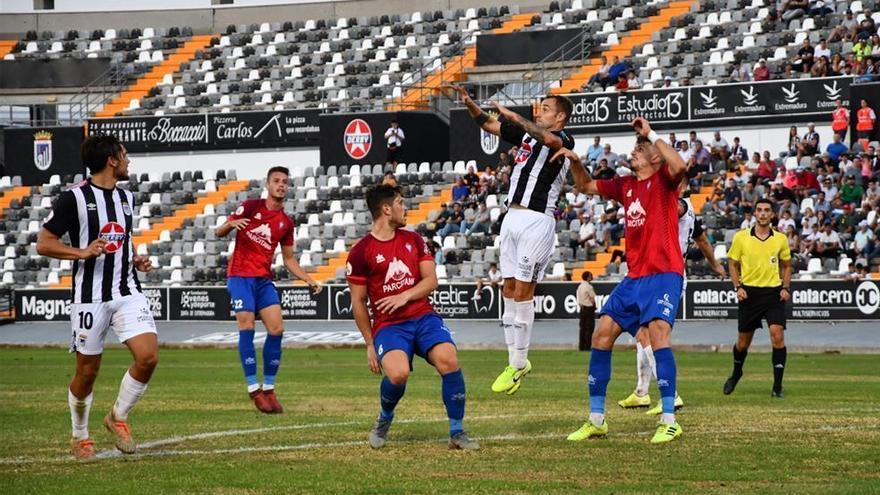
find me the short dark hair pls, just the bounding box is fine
[544,95,573,124]
[755,198,775,211]
[81,134,124,174]
[366,184,401,219]
[267,166,289,179]
[581,271,593,281]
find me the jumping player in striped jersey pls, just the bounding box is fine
[555,117,688,444]
[445,84,575,396]
[216,166,322,414]
[37,134,157,461]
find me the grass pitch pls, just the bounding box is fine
[0,347,878,494]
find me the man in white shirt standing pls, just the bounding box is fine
[384,120,405,167]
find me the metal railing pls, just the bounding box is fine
[66,63,127,124]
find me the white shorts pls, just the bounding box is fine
[499,207,556,283]
[70,293,157,355]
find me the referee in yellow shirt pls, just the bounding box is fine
[723,198,792,398]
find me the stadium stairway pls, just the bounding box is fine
[551,0,696,95]
[388,12,538,111]
[0,186,32,218]
[0,40,17,59]
[95,34,216,117]
[572,238,625,280]
[306,183,454,283]
[50,179,249,289]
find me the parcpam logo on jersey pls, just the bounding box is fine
[343,119,372,160]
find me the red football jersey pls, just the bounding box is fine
[345,229,435,335]
[227,199,295,279]
[596,165,684,278]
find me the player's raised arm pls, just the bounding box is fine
[443,84,502,137]
[694,232,726,279]
[491,101,565,150]
[551,148,598,195]
[632,117,687,178]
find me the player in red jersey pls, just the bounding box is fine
[554,117,688,444]
[346,184,479,450]
[217,166,322,414]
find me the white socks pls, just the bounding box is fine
[589,412,605,427]
[511,300,534,370]
[661,413,676,425]
[112,371,148,421]
[502,297,516,365]
[635,343,656,397]
[68,389,93,440]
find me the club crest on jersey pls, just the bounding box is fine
[255,212,262,220]
[383,257,414,293]
[99,222,126,253]
[246,223,273,250]
[515,142,532,164]
[626,199,647,228]
[122,202,131,216]
[375,254,385,264]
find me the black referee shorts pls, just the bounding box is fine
[738,285,787,332]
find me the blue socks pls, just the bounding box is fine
[588,349,612,414]
[441,369,466,436]
[654,347,677,415]
[238,330,259,392]
[379,377,406,420]
[263,334,282,390]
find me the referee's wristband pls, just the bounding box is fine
[647,130,659,144]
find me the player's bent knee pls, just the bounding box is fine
[136,352,159,371]
[385,368,410,385]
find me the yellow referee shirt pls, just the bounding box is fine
[728,227,791,287]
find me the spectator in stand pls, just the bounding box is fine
[606,56,630,87]
[383,120,405,166]
[662,75,675,88]
[829,10,859,42]
[626,70,643,90]
[865,178,880,204]
[463,165,479,187]
[690,140,712,174]
[781,0,808,25]
[841,175,865,205]
[729,61,751,82]
[771,179,798,203]
[688,130,699,148]
[433,203,451,235]
[802,123,820,156]
[785,224,800,254]
[831,99,850,141]
[452,177,469,202]
[811,55,830,77]
[821,176,839,200]
[681,76,692,87]
[753,58,771,80]
[678,140,694,164]
[827,132,849,165]
[615,72,629,91]
[586,136,603,163]
[668,132,679,148]
[857,9,877,41]
[497,151,511,172]
[741,181,760,210]
[795,166,821,195]
[793,38,815,72]
[746,151,762,174]
[814,190,832,214]
[586,55,611,89]
[808,1,833,17]
[710,131,730,168]
[853,38,872,63]
[572,214,599,251]
[778,209,796,232]
[856,99,877,151]
[801,207,818,237]
[813,221,842,258]
[592,158,615,180]
[597,143,618,167]
[757,150,777,183]
[871,34,880,60]
[730,136,748,166]
[814,38,832,59]
[723,178,743,213]
[438,202,464,237]
[787,126,802,158]
[426,238,445,265]
[853,221,875,259]
[474,262,502,297]
[779,62,796,79]
[741,210,757,229]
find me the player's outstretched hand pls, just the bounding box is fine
[737,287,748,302]
[375,293,409,314]
[308,280,323,295]
[550,147,580,165]
[441,84,470,103]
[81,239,108,259]
[632,117,652,137]
[229,218,250,231]
[366,345,381,375]
[490,100,518,121]
[133,255,153,273]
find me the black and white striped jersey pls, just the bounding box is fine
[43,179,141,303]
[678,197,704,259]
[500,121,575,216]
